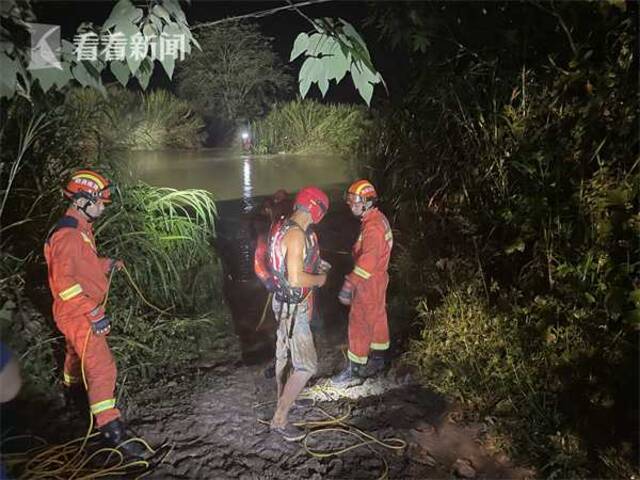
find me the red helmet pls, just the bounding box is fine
[294,186,329,223]
[64,169,112,203]
[346,179,377,203]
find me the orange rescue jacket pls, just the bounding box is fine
[346,208,393,287]
[44,208,112,323]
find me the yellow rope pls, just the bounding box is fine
[255,385,407,480]
[121,265,173,314]
[4,267,169,479]
[255,292,273,332]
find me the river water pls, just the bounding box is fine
[132,148,353,203]
[132,148,359,363]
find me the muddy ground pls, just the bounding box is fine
[3,322,531,480]
[2,197,533,479]
[120,326,531,479]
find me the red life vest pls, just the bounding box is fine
[254,233,275,291]
[267,218,320,303]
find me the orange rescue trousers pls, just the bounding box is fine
[347,273,390,365]
[59,315,120,427]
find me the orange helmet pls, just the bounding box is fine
[346,179,377,204]
[64,169,112,203]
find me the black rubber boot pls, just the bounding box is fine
[329,360,366,387]
[365,350,387,377]
[99,418,148,459]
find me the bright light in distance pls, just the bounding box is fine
[241,132,249,140]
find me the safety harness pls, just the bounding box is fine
[267,218,320,337]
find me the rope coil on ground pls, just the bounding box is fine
[254,384,407,480]
[2,267,171,479]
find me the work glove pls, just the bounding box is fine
[87,306,111,335]
[108,258,125,273]
[318,259,332,274]
[338,278,354,306]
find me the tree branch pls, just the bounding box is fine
[286,0,319,30]
[529,0,577,57]
[192,0,333,31]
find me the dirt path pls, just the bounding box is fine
[121,331,529,480]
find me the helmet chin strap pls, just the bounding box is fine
[75,197,98,222]
[353,199,374,216]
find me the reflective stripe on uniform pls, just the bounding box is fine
[353,265,371,280]
[90,398,116,414]
[59,283,83,301]
[370,341,389,351]
[63,372,80,385]
[80,232,92,243]
[347,350,368,365]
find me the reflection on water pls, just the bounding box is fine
[130,148,352,200]
[241,156,254,213]
[130,147,355,364]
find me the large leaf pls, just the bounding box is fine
[290,32,309,61]
[0,50,18,98]
[123,24,146,74]
[340,19,370,60]
[152,4,172,24]
[350,62,375,106]
[305,33,325,56]
[72,61,105,93]
[292,18,384,106]
[318,72,329,97]
[110,60,130,86]
[317,36,341,56]
[162,0,187,24]
[160,47,175,79]
[32,61,73,92]
[149,12,163,31]
[299,56,323,86]
[135,57,153,89]
[143,23,158,39]
[299,77,312,98]
[103,0,143,30]
[159,23,184,78]
[324,49,349,83]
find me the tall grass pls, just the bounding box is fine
[250,98,369,156]
[62,86,204,152]
[98,183,219,312]
[129,90,205,150]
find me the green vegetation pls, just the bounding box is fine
[362,2,638,477]
[250,98,369,156]
[62,87,204,152]
[1,0,197,101]
[0,89,223,400]
[290,18,384,106]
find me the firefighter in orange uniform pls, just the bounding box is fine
[331,180,393,386]
[44,169,145,457]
